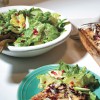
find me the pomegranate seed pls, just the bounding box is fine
[17,20,20,23]
[33,29,38,35]
[62,70,65,73]
[70,81,74,85]
[15,13,19,16]
[93,35,100,40]
[51,71,57,75]
[44,81,46,84]
[23,23,26,28]
[21,33,24,36]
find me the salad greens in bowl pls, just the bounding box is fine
[18,62,100,100]
[0,6,71,57]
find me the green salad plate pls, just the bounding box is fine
[18,64,100,100]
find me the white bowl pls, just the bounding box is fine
[1,6,71,57]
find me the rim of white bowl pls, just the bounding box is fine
[0,6,71,51]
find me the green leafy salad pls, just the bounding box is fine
[0,7,69,47]
[37,62,100,100]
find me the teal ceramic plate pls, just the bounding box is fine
[18,64,100,100]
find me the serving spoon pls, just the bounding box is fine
[0,39,15,52]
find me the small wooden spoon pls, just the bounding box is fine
[0,39,14,52]
[0,33,11,41]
